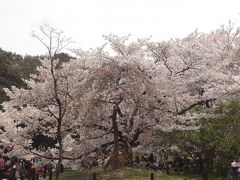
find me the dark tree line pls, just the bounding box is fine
[0,48,74,108]
[0,48,74,149]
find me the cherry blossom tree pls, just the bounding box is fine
[1,22,240,174]
[0,24,80,180]
[71,34,165,168]
[147,22,240,127]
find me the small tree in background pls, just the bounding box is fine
[154,100,240,180]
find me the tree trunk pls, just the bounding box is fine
[111,105,120,169]
[112,105,119,155]
[199,156,209,180]
[202,161,209,180]
[122,136,133,166]
[55,119,63,180]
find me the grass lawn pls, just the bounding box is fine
[55,167,226,180]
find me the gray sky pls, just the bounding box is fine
[1,0,240,55]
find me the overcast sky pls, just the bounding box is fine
[1,0,240,55]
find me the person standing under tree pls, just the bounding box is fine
[0,154,5,180]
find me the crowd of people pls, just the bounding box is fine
[133,149,169,170]
[1,149,239,179]
[0,153,62,180]
[0,154,39,180]
[133,150,240,178]
[132,150,197,174]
